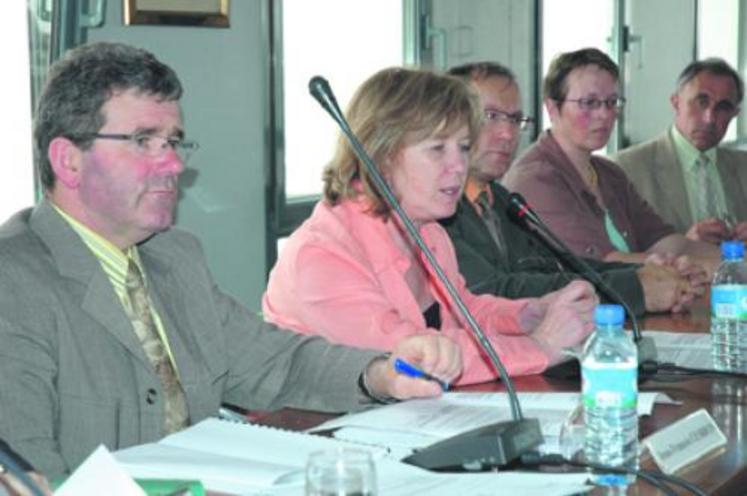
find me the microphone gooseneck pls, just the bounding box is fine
[309,76,542,469]
[506,192,657,365]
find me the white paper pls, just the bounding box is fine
[55,445,145,496]
[259,458,591,496]
[315,392,668,456]
[644,330,712,369]
[115,418,593,496]
[116,443,303,493]
[116,418,385,493]
[643,408,727,474]
[314,393,663,435]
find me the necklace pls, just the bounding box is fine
[586,165,598,189]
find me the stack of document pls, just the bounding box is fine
[644,330,711,368]
[115,417,591,495]
[310,392,668,458]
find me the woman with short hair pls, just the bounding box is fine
[503,48,712,288]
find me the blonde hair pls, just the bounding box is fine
[322,67,482,217]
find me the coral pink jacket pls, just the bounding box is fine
[263,198,550,385]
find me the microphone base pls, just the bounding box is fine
[637,335,657,363]
[401,418,543,471]
[542,358,581,381]
[637,335,658,380]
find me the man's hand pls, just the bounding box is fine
[733,221,747,242]
[671,255,709,296]
[529,280,598,365]
[686,218,732,244]
[636,263,694,313]
[646,254,710,296]
[363,335,462,401]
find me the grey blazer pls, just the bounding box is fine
[0,200,377,478]
[614,130,747,233]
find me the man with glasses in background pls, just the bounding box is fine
[442,61,698,315]
[0,42,462,479]
[615,58,747,244]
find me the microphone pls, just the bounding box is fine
[309,76,542,470]
[505,192,657,369]
[309,76,343,123]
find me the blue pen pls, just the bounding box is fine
[394,358,449,391]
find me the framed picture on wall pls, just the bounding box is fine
[124,0,230,27]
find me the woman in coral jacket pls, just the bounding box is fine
[263,67,597,385]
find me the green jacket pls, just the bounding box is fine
[440,181,646,316]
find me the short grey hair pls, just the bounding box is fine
[675,58,743,103]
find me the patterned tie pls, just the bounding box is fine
[695,155,718,220]
[477,191,506,257]
[125,259,189,434]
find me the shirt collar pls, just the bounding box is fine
[464,177,493,214]
[671,125,717,170]
[51,203,141,293]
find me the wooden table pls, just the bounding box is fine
[257,300,747,495]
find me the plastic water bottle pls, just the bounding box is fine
[581,304,638,486]
[711,240,747,372]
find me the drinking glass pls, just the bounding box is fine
[559,402,585,461]
[305,448,377,496]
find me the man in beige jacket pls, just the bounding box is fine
[615,58,747,244]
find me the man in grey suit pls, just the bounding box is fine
[615,58,747,244]
[0,42,462,478]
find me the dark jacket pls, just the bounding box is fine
[441,181,646,316]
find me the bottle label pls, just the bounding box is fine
[711,284,747,319]
[582,362,637,409]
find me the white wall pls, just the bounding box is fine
[431,0,536,150]
[88,1,269,309]
[430,0,702,149]
[623,0,696,145]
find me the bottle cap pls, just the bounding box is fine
[594,304,625,326]
[721,240,745,260]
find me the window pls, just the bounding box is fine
[541,0,615,132]
[698,0,739,143]
[537,0,616,154]
[1,2,36,221]
[282,1,403,200]
[270,0,407,260]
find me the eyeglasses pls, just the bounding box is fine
[74,132,200,162]
[483,109,534,131]
[561,97,626,111]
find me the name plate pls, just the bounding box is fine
[642,408,727,474]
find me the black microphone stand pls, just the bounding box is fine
[309,76,542,470]
[505,193,747,384]
[505,192,657,371]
